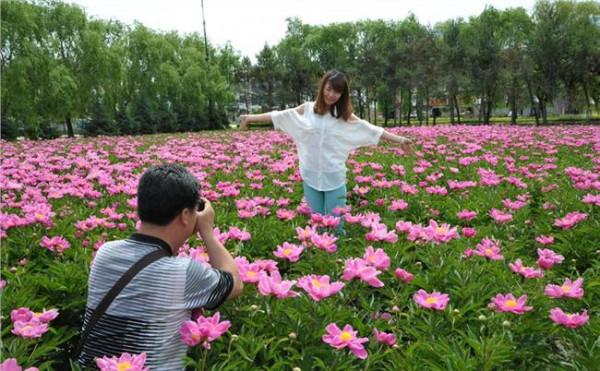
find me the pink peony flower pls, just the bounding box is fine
[297,274,345,301]
[473,237,504,260]
[509,259,544,279]
[544,278,584,299]
[342,258,384,288]
[489,208,513,224]
[322,323,369,359]
[489,293,533,314]
[257,271,299,299]
[457,209,477,221]
[363,246,391,270]
[423,220,460,244]
[536,248,564,269]
[11,318,48,339]
[389,199,409,211]
[296,225,316,243]
[310,232,338,253]
[195,312,232,349]
[462,227,477,238]
[372,328,397,346]
[96,352,149,371]
[273,242,304,263]
[394,268,414,283]
[0,358,38,371]
[553,211,588,230]
[413,289,449,310]
[549,308,589,328]
[40,236,71,254]
[535,235,554,245]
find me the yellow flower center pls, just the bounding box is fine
[436,227,448,234]
[485,248,493,255]
[505,299,517,308]
[340,331,353,341]
[200,253,208,259]
[561,285,571,293]
[426,297,438,304]
[247,271,256,277]
[566,314,573,319]
[312,279,322,288]
[283,248,292,256]
[117,361,133,371]
[36,213,44,219]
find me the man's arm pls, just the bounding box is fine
[195,200,243,299]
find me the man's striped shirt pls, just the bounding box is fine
[78,234,233,370]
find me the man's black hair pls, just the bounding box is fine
[137,163,200,226]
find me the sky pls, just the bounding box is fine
[67,0,539,60]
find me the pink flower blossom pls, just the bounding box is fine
[365,223,398,243]
[462,227,476,238]
[310,232,338,253]
[257,271,299,299]
[96,352,149,371]
[297,274,345,301]
[40,236,71,253]
[413,289,449,310]
[536,248,564,269]
[296,225,316,243]
[544,278,584,299]
[473,237,504,260]
[11,318,48,339]
[363,246,391,270]
[554,211,588,230]
[389,199,409,211]
[457,209,477,221]
[423,220,459,244]
[273,242,304,263]
[276,209,296,221]
[509,259,544,279]
[322,323,369,359]
[489,208,513,224]
[195,312,232,349]
[0,358,38,371]
[372,328,396,346]
[342,258,384,288]
[549,308,589,328]
[535,235,554,245]
[394,268,414,283]
[489,293,532,314]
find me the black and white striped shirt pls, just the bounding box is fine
[78,234,233,370]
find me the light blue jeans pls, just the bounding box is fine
[303,182,346,235]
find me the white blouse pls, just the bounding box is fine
[272,102,384,191]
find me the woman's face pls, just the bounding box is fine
[323,82,342,106]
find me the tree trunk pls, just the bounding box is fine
[478,95,484,123]
[511,79,518,125]
[582,81,592,121]
[406,90,412,126]
[454,95,461,125]
[366,89,371,122]
[357,89,364,118]
[485,99,492,125]
[449,92,455,124]
[425,89,430,126]
[65,113,74,137]
[373,98,377,126]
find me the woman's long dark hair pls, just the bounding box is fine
[314,70,353,121]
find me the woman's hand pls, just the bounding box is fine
[240,115,250,130]
[399,138,413,155]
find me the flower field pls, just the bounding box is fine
[1,125,599,370]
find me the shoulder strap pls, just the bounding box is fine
[74,248,169,358]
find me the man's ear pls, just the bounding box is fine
[179,207,193,227]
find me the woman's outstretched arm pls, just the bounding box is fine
[240,104,305,130]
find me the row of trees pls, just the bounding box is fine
[2,0,599,139]
[2,0,234,139]
[244,0,599,126]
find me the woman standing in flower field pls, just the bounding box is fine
[240,70,412,227]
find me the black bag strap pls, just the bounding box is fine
[74,248,169,358]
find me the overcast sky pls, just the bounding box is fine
[67,0,539,60]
